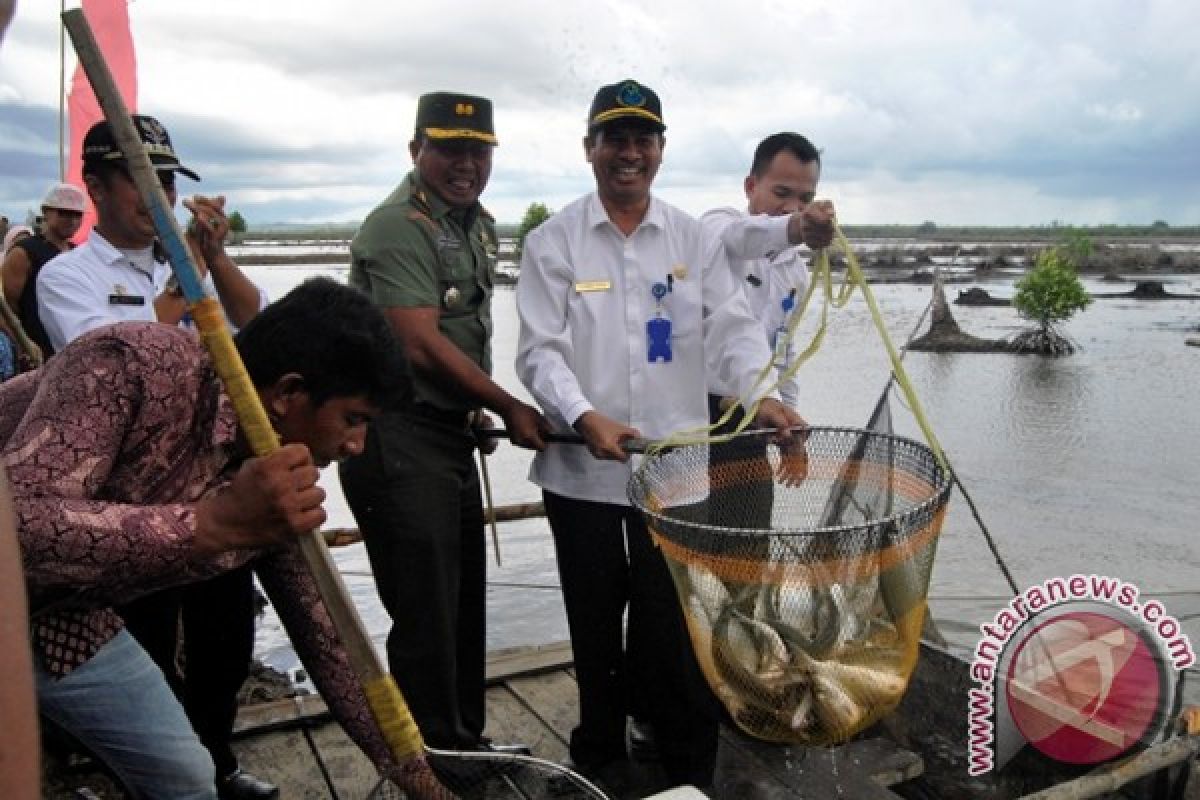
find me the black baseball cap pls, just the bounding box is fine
[415,92,498,145]
[82,114,200,181]
[587,79,665,134]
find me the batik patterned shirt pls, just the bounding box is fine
[0,321,402,773]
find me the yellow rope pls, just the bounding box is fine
[364,675,425,760]
[836,229,947,470]
[651,221,947,473]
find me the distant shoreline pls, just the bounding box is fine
[230,235,1200,275]
[242,224,1200,245]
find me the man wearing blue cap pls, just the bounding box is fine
[516,79,808,792]
[341,91,549,754]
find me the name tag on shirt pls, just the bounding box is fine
[108,294,146,306]
[575,280,612,293]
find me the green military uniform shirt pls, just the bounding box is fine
[350,171,497,412]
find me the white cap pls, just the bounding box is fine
[41,182,86,213]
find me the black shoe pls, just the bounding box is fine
[627,718,660,762]
[217,769,279,800]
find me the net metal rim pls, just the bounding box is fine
[626,425,952,542]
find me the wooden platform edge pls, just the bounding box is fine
[234,641,575,737]
[485,640,574,685]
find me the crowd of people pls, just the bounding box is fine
[0,19,837,795]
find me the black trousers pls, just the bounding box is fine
[708,395,774,532]
[543,490,719,787]
[120,564,256,778]
[338,409,486,749]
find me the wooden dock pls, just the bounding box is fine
[228,641,923,799]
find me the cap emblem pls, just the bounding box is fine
[455,102,476,117]
[617,81,646,108]
[138,117,169,146]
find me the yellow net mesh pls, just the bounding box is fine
[628,427,950,745]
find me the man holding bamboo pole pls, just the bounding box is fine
[0,278,453,799]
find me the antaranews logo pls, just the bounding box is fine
[967,574,1194,776]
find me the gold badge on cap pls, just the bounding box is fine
[671,263,689,281]
[443,286,461,308]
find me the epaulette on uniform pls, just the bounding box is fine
[406,209,439,235]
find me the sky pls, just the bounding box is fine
[1,0,1198,228]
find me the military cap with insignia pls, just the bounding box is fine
[414,92,498,145]
[587,79,666,134]
[82,114,200,181]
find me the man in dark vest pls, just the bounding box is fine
[1,182,86,358]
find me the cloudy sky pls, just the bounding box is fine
[1,0,1197,228]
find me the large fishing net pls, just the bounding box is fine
[628,426,951,746]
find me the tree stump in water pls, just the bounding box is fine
[908,272,1013,353]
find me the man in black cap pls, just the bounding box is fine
[35,113,276,800]
[341,92,550,753]
[516,79,808,792]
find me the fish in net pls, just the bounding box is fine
[627,425,951,746]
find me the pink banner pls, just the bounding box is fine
[67,0,137,242]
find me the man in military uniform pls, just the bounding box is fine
[340,91,549,752]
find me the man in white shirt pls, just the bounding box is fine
[701,132,835,415]
[515,79,806,793]
[36,115,263,351]
[35,114,277,800]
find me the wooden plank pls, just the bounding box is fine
[837,737,924,786]
[505,669,579,745]
[486,640,574,684]
[233,694,330,737]
[715,728,918,799]
[306,719,384,798]
[484,685,570,763]
[231,726,332,799]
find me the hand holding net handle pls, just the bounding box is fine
[477,428,649,454]
[477,426,810,455]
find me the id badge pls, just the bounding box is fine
[647,315,672,363]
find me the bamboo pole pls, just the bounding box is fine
[59,11,444,796]
[322,502,548,548]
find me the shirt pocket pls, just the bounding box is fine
[666,274,703,341]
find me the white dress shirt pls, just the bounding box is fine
[700,208,810,409]
[38,230,267,350]
[516,192,778,506]
[37,231,161,351]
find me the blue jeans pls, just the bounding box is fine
[36,629,217,799]
[0,331,15,381]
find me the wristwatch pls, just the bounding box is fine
[163,274,184,298]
